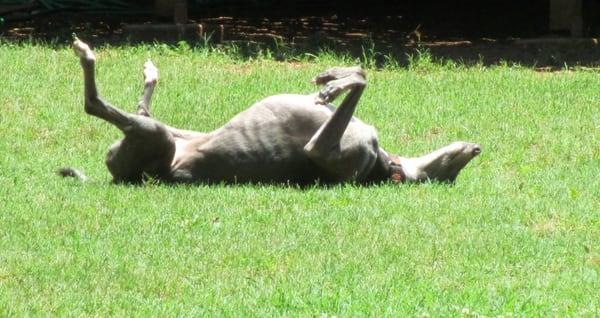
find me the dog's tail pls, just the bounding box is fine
[57,167,89,182]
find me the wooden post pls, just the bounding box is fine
[155,0,188,24]
[174,0,188,24]
[550,0,583,36]
[154,0,173,17]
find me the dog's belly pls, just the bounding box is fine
[170,94,377,184]
[180,133,322,184]
[170,95,329,183]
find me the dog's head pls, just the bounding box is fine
[391,142,481,183]
[427,142,481,182]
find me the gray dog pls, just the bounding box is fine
[60,38,480,185]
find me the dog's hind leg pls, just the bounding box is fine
[73,38,132,131]
[131,60,205,139]
[136,60,158,117]
[304,67,378,181]
[73,38,175,183]
[73,38,169,136]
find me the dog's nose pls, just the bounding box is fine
[472,145,482,156]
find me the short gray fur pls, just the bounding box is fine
[65,38,481,185]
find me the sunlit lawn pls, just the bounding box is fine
[0,42,599,316]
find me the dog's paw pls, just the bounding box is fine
[317,81,344,103]
[312,66,365,85]
[143,59,158,84]
[72,38,96,62]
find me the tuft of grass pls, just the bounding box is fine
[0,43,599,316]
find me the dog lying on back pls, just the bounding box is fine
[60,38,480,185]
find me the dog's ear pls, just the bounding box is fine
[57,167,89,182]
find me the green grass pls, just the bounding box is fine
[0,42,599,316]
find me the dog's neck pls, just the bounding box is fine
[387,154,405,183]
[376,149,405,183]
